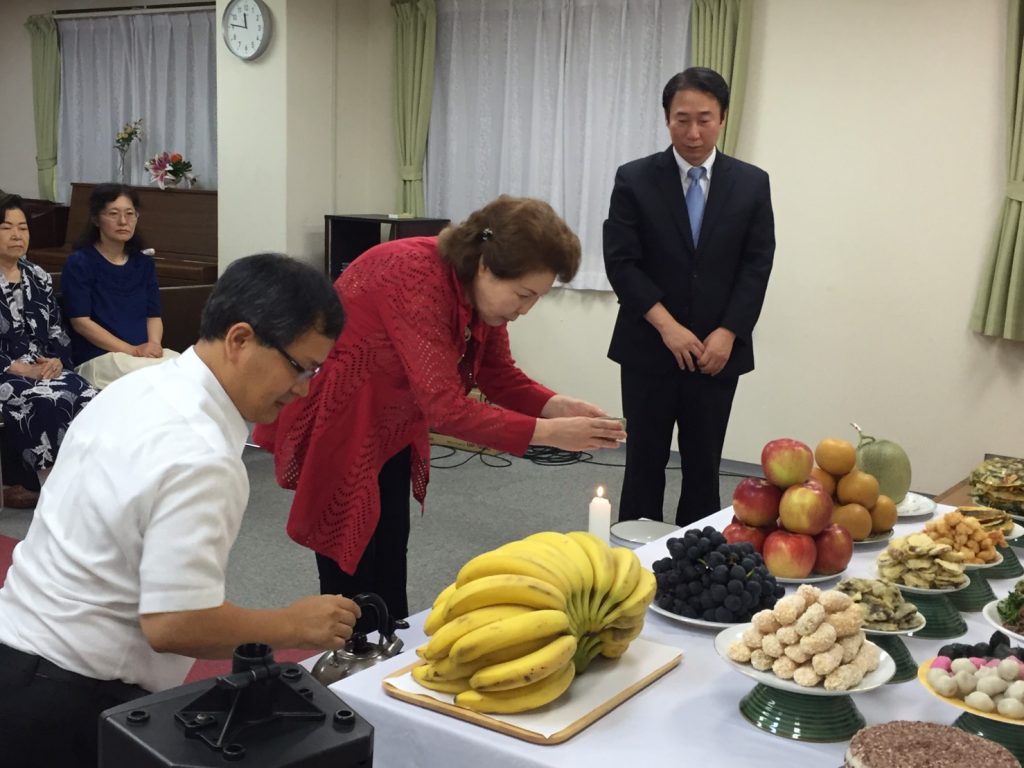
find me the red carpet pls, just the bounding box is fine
[0,534,17,587]
[0,533,310,683]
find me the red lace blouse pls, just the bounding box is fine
[252,237,555,573]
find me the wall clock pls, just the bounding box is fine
[222,0,273,61]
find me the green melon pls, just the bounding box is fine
[851,423,912,504]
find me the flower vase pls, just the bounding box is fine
[116,147,129,184]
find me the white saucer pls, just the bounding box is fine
[610,519,681,547]
[714,624,895,695]
[649,602,738,629]
[775,569,846,585]
[892,578,970,595]
[862,614,927,636]
[963,551,1004,570]
[897,492,937,519]
[1007,522,1024,541]
[854,530,894,546]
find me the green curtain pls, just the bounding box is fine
[971,0,1024,341]
[393,0,436,216]
[690,0,753,155]
[24,15,61,201]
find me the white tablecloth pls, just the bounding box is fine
[329,505,1019,767]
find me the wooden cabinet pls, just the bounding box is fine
[324,214,449,281]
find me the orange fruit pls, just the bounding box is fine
[814,438,857,476]
[870,494,897,534]
[832,502,873,540]
[809,466,836,496]
[837,469,880,508]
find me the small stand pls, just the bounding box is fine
[988,545,1024,579]
[954,712,1024,764]
[948,573,996,613]
[737,684,865,742]
[870,635,917,684]
[905,593,967,639]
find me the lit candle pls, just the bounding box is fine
[588,486,611,544]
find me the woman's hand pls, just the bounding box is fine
[540,394,607,419]
[34,357,63,379]
[531,416,625,451]
[6,360,43,379]
[132,341,164,358]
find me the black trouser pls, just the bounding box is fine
[619,366,738,528]
[316,446,412,632]
[0,642,149,768]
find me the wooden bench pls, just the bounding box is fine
[30,182,218,287]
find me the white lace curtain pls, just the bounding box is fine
[55,10,217,203]
[426,0,692,290]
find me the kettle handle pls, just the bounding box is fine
[352,592,407,642]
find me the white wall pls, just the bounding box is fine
[509,0,1023,493]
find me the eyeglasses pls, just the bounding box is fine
[101,209,138,221]
[273,344,321,381]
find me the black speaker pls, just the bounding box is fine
[99,644,373,767]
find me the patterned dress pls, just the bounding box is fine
[0,259,97,473]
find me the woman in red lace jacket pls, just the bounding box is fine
[254,196,624,618]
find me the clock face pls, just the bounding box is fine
[222,0,272,61]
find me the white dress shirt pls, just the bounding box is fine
[673,145,716,201]
[0,347,250,692]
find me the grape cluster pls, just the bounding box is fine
[939,631,1024,662]
[652,526,785,624]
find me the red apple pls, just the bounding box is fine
[778,482,834,536]
[761,438,814,488]
[762,529,817,579]
[813,524,853,575]
[722,521,769,554]
[732,477,783,528]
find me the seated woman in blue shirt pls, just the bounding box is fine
[61,184,178,388]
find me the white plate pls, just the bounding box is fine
[982,599,1024,644]
[897,492,937,519]
[964,551,1004,570]
[609,519,681,545]
[714,624,896,696]
[862,614,927,636]
[1007,522,1024,541]
[775,569,846,585]
[854,530,894,546]
[648,602,740,629]
[892,578,970,595]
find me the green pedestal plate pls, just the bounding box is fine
[868,634,918,683]
[954,712,1024,764]
[900,591,967,639]
[989,544,1024,579]
[737,684,866,742]
[949,572,997,613]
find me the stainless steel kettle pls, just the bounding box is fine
[311,592,409,686]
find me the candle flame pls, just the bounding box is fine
[596,486,605,498]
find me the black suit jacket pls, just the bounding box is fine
[603,147,775,378]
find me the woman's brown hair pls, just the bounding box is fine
[438,195,581,285]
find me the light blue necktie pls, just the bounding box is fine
[685,166,706,244]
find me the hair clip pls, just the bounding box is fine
[481,228,494,241]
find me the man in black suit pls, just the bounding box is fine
[604,67,775,528]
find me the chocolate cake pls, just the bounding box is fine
[844,720,1018,768]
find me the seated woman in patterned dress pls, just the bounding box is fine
[0,195,97,508]
[60,184,178,389]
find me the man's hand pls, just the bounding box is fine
[34,357,63,379]
[659,320,705,372]
[697,327,735,376]
[540,394,607,419]
[284,594,362,650]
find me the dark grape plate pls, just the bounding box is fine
[648,602,738,629]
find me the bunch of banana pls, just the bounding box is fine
[413,530,656,713]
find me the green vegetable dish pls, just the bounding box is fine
[998,580,1024,634]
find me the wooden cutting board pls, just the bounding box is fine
[382,638,682,745]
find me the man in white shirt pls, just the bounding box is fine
[0,253,360,768]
